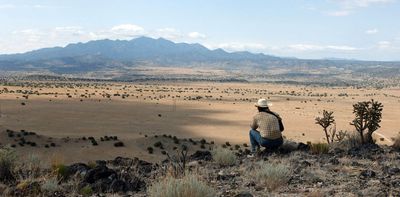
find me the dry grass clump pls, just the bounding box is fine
[249,162,291,191]
[41,177,59,194]
[310,143,329,154]
[0,146,17,183]
[147,173,216,197]
[338,131,362,149]
[212,147,236,166]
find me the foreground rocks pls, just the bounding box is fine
[1,143,399,196]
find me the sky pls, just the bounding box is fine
[0,0,399,61]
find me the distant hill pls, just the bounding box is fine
[0,36,277,65]
[0,37,399,85]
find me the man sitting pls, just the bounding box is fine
[249,99,284,156]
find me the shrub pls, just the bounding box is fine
[250,162,291,191]
[212,147,236,166]
[350,99,383,144]
[338,131,362,149]
[147,174,216,197]
[41,177,59,193]
[154,141,163,148]
[315,110,335,144]
[0,147,16,183]
[80,185,93,197]
[53,164,69,180]
[147,147,154,154]
[234,144,240,150]
[26,154,41,178]
[310,143,329,154]
[114,141,124,147]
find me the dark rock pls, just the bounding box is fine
[111,157,153,176]
[298,142,310,151]
[301,160,312,167]
[68,163,90,176]
[245,181,256,187]
[110,179,126,192]
[387,167,400,175]
[112,157,134,166]
[360,170,376,178]
[95,160,107,167]
[235,192,253,197]
[329,158,340,165]
[84,165,117,184]
[348,143,383,158]
[190,150,212,161]
[351,161,363,167]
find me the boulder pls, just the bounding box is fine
[190,150,212,161]
[84,165,117,184]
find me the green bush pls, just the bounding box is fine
[310,143,329,154]
[80,185,93,197]
[212,147,236,166]
[250,162,291,191]
[0,147,17,183]
[148,174,215,197]
[53,164,69,180]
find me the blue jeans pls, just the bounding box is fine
[249,129,283,152]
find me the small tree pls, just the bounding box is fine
[350,99,383,144]
[315,110,335,144]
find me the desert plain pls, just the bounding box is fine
[0,81,399,164]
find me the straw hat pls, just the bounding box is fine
[255,98,272,108]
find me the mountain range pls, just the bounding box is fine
[0,37,399,84]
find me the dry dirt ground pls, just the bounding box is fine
[0,81,399,165]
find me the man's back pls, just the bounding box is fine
[251,112,282,140]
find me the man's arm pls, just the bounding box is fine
[250,116,258,130]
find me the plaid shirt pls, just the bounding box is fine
[250,111,282,140]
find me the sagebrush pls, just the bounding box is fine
[147,173,216,197]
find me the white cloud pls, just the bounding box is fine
[288,44,358,51]
[110,24,145,38]
[326,45,358,50]
[288,44,325,51]
[210,42,267,52]
[155,28,182,40]
[326,10,351,16]
[334,0,394,8]
[365,28,379,34]
[188,32,206,39]
[377,41,391,48]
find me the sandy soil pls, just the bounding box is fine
[0,82,399,164]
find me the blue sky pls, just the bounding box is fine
[1,0,399,60]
